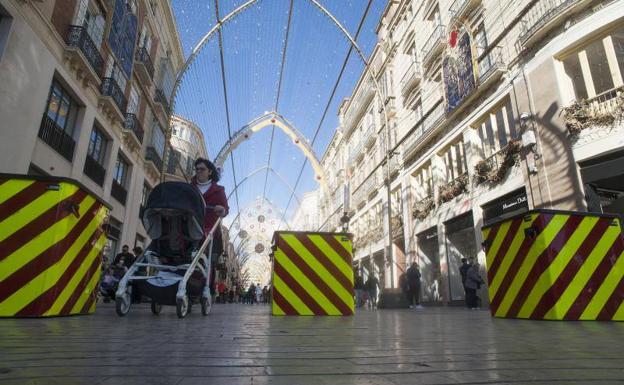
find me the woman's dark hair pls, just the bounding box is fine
[194,157,220,182]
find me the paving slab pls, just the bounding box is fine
[1,304,623,384]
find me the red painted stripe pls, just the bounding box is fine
[596,277,624,320]
[294,233,352,293]
[320,234,352,266]
[60,254,102,315]
[0,181,49,223]
[274,260,327,315]
[530,218,613,319]
[0,201,102,303]
[487,218,524,282]
[489,214,553,315]
[272,288,298,315]
[0,189,88,262]
[79,287,97,314]
[279,239,353,315]
[506,215,584,318]
[16,229,103,316]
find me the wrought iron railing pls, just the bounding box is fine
[421,24,446,65]
[111,179,127,205]
[403,101,446,159]
[84,155,106,186]
[101,77,128,113]
[412,194,435,220]
[478,46,505,83]
[38,115,76,161]
[124,113,144,143]
[400,60,421,93]
[586,86,624,117]
[519,0,581,44]
[449,0,480,23]
[155,88,171,116]
[135,47,155,79]
[145,146,163,171]
[66,25,104,78]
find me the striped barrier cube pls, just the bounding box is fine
[271,231,354,316]
[0,174,110,317]
[482,209,624,321]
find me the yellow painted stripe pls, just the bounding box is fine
[334,235,352,255]
[0,183,80,243]
[272,273,313,315]
[70,242,104,314]
[495,214,568,317]
[489,216,538,297]
[272,301,286,316]
[0,207,103,315]
[0,179,34,205]
[580,249,624,320]
[486,220,512,269]
[0,195,95,281]
[46,225,107,315]
[282,234,353,308]
[275,247,339,315]
[516,216,597,318]
[308,235,353,285]
[545,227,620,319]
[482,227,491,243]
[88,299,96,314]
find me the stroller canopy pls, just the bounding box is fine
[142,182,205,241]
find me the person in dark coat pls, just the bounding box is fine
[465,263,485,309]
[354,273,364,308]
[406,262,422,309]
[191,158,229,295]
[459,257,471,308]
[113,245,134,269]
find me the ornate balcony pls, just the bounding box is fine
[421,24,446,68]
[343,78,375,136]
[518,0,590,49]
[65,25,104,86]
[349,139,365,164]
[38,115,75,161]
[400,61,422,96]
[402,101,446,162]
[111,179,127,205]
[134,47,155,85]
[380,95,397,118]
[83,155,106,186]
[412,194,435,221]
[145,146,163,179]
[478,47,506,88]
[154,88,171,120]
[100,77,128,124]
[391,214,404,239]
[123,113,144,150]
[449,0,482,27]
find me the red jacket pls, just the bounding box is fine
[191,178,229,239]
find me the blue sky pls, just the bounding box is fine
[171,0,386,230]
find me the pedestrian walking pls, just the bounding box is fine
[364,274,379,309]
[113,245,134,270]
[353,273,364,308]
[406,262,423,309]
[459,257,471,308]
[465,263,485,309]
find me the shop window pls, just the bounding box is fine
[562,26,624,101]
[475,98,516,158]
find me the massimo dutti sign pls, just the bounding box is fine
[483,189,528,223]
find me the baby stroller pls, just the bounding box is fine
[115,181,221,318]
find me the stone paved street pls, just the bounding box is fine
[1,304,623,385]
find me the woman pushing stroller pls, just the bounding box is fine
[191,158,229,294]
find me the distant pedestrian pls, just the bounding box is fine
[399,271,409,305]
[364,274,379,309]
[459,257,471,308]
[406,262,422,309]
[465,263,485,309]
[354,273,364,308]
[113,245,134,270]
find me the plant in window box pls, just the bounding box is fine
[412,196,435,221]
[474,139,521,185]
[437,174,469,204]
[562,94,624,137]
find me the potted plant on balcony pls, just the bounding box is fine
[412,196,435,221]
[438,174,469,204]
[474,139,521,185]
[562,94,623,137]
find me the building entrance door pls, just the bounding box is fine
[416,227,441,303]
[444,211,476,303]
[580,150,624,219]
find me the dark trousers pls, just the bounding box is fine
[407,285,420,305]
[465,288,478,308]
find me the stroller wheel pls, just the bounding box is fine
[150,300,162,315]
[115,295,130,316]
[176,295,189,318]
[201,296,211,316]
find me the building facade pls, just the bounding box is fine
[0,0,185,262]
[164,115,208,182]
[291,190,320,231]
[318,0,624,306]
